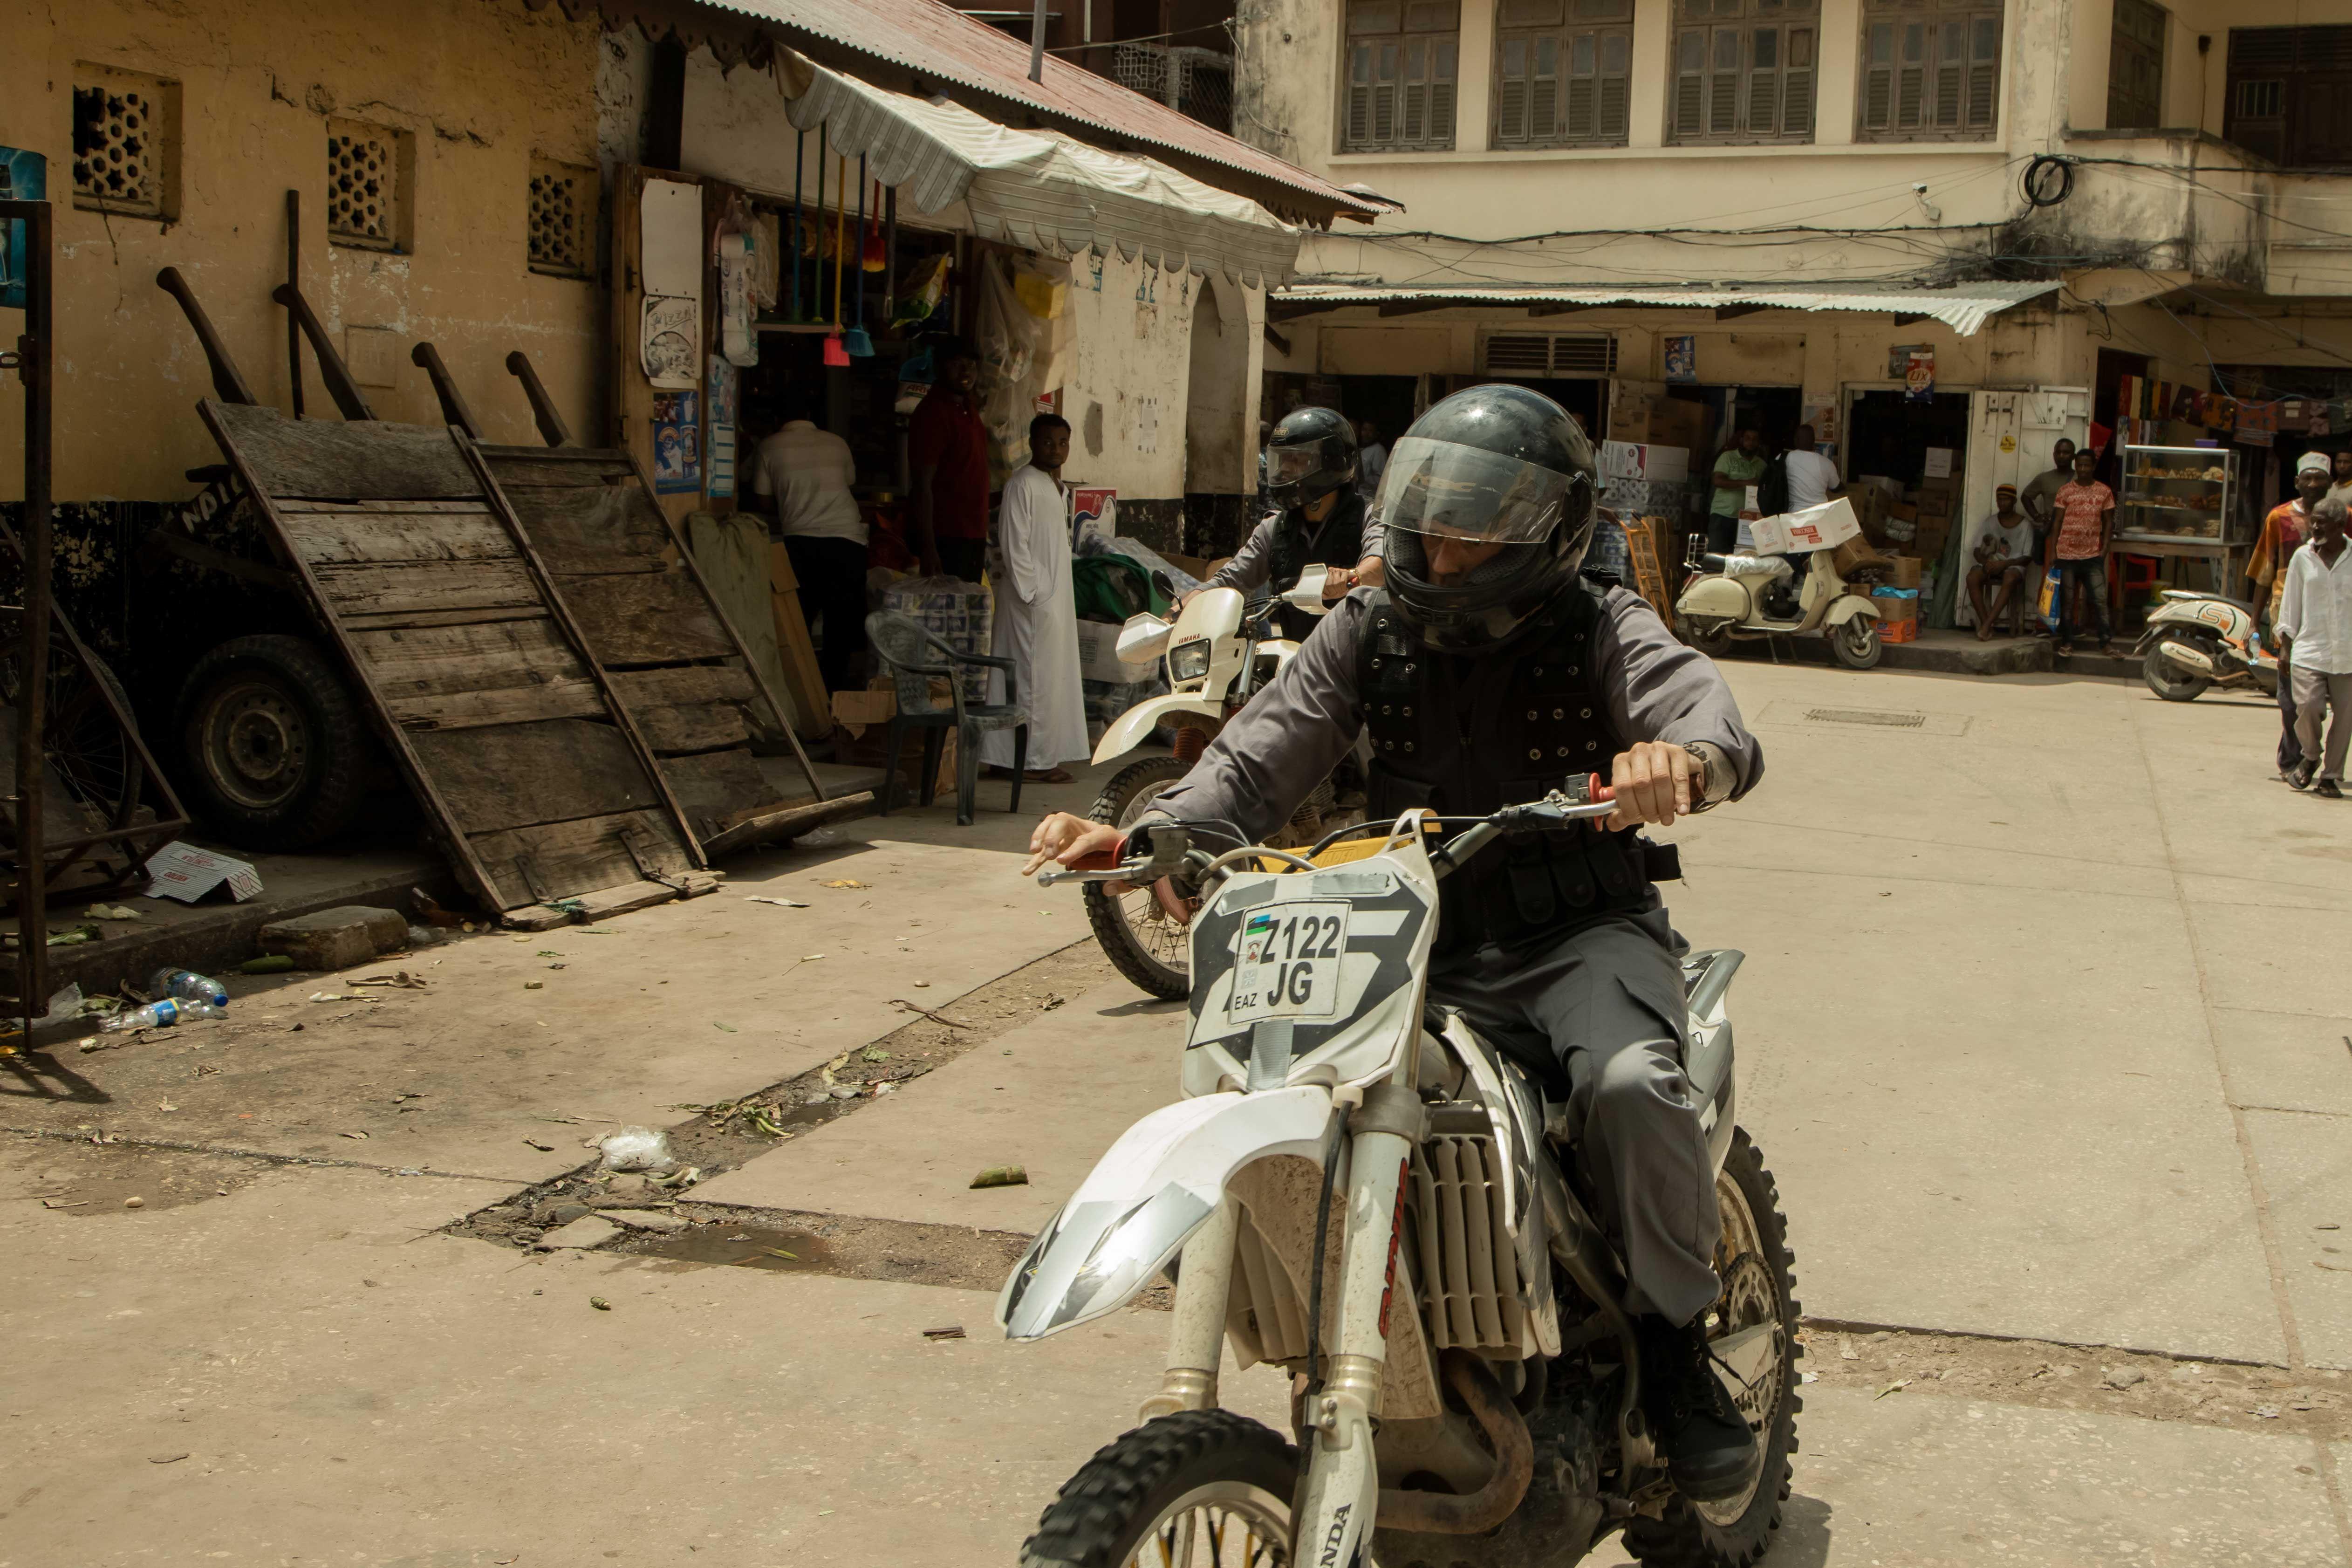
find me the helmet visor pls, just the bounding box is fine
[1374,436,1573,544]
[1265,442,1326,487]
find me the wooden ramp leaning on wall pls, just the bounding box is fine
[194,399,724,928]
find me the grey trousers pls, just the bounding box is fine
[1426,910,1722,1326]
[2291,664,2352,782]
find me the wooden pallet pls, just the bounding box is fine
[196,400,716,924]
[466,442,843,862]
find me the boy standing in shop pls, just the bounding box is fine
[2050,448,2115,658]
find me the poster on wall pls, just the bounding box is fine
[0,147,44,312]
[641,296,699,389]
[706,356,737,500]
[1071,486,1116,549]
[1904,347,1936,404]
[641,178,704,300]
[1662,335,1697,384]
[652,390,701,495]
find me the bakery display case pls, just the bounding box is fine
[2117,443,2233,549]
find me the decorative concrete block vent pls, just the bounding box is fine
[71,62,179,219]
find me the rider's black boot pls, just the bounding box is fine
[1635,1313,1759,1503]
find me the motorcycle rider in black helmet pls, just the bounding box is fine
[1186,405,1386,639]
[1024,384,1766,1504]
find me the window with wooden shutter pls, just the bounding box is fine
[1857,0,2000,142]
[1343,0,1459,151]
[2223,25,2352,169]
[1669,0,1817,145]
[2107,0,2167,131]
[1493,0,1632,148]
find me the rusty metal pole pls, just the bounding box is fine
[286,190,304,419]
[5,200,54,1036]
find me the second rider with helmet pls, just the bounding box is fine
[1027,383,1770,1502]
[1187,405,1387,639]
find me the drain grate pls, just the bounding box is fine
[1805,707,1926,728]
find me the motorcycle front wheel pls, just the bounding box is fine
[1827,616,1882,670]
[1021,1410,1299,1568]
[1624,1127,1801,1568]
[1084,754,1196,1000]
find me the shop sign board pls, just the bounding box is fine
[1663,335,1697,383]
[0,147,42,311]
[1905,348,1936,404]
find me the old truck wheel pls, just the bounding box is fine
[178,634,373,850]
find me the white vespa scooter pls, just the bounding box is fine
[1674,497,1887,670]
[1079,571,1345,998]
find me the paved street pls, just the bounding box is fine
[5,658,2351,1568]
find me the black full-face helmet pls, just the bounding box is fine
[1375,384,1599,652]
[1264,405,1359,510]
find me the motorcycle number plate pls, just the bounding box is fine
[1226,901,1350,1024]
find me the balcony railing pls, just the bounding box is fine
[1115,41,1233,134]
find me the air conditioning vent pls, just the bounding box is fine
[1479,331,1618,377]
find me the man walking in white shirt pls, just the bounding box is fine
[1782,424,1839,513]
[981,415,1089,785]
[746,404,865,694]
[2281,497,2352,798]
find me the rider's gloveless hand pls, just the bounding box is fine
[1605,740,1698,830]
[1023,813,1194,924]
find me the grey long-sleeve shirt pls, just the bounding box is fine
[1205,501,1388,596]
[1149,586,1763,845]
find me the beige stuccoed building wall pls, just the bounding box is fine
[0,0,608,504]
[1236,0,2352,403]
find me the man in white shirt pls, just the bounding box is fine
[1782,424,1839,513]
[2280,496,2352,797]
[746,408,865,694]
[1355,418,1389,501]
[981,414,1089,784]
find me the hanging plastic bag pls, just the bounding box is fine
[893,253,949,329]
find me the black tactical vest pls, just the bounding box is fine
[1357,575,1680,951]
[1265,491,1370,640]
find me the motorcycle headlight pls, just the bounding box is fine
[1168,639,1211,683]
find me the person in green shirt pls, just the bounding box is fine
[1708,423,1766,554]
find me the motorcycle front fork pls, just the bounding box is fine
[1140,1088,1422,1568]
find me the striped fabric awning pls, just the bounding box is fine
[776,51,1301,289]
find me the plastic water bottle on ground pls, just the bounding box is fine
[100,998,224,1032]
[149,968,230,1008]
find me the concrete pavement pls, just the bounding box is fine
[5,662,2350,1566]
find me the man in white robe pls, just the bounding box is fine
[982,414,1089,782]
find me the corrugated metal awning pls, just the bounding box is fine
[1272,281,2061,336]
[777,54,1300,287]
[521,0,1393,227]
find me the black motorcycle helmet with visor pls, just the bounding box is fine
[1375,384,1599,652]
[1263,405,1359,510]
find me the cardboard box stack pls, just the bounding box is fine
[1872,586,1921,643]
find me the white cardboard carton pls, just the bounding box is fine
[1750,496,1862,556]
[145,842,264,904]
[1600,440,1691,484]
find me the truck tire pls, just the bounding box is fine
[177,634,373,850]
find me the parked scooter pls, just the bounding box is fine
[1080,571,1352,999]
[1675,534,1888,670]
[1012,783,1798,1568]
[2136,589,2280,702]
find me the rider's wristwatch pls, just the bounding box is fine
[1682,743,1731,811]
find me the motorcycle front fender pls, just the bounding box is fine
[997,1086,1336,1342]
[1091,695,1225,767]
[1823,594,1881,626]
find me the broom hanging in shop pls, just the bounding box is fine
[863,170,887,272]
[844,155,874,358]
[789,128,806,323]
[823,151,850,367]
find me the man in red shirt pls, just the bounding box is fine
[908,338,991,582]
[2051,447,2115,657]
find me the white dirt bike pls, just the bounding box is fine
[1081,571,1354,999]
[1007,785,1799,1568]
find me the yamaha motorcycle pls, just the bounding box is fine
[1005,784,1800,1568]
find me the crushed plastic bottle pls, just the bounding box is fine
[99,998,224,1033]
[149,968,230,1008]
